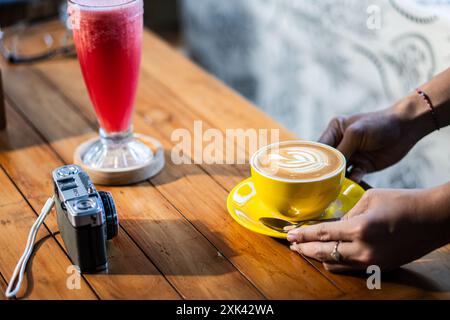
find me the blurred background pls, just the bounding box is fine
[2,0,450,189]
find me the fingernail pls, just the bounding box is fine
[290,244,302,254]
[287,228,298,236]
[287,233,296,242]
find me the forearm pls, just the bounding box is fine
[392,68,450,142]
[417,182,450,247]
[420,68,450,129]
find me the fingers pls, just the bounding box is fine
[336,124,363,160]
[320,116,366,161]
[348,166,366,183]
[287,192,372,242]
[318,116,346,147]
[290,241,360,264]
[347,153,378,182]
[287,219,355,243]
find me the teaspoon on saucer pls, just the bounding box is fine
[259,217,341,233]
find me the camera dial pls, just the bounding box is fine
[76,199,96,210]
[99,191,119,240]
[57,166,79,177]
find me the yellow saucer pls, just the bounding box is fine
[227,178,365,239]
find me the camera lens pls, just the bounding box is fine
[99,191,119,240]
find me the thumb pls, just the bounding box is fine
[342,189,373,220]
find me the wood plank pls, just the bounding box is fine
[24,48,377,298]
[340,245,450,299]
[28,65,345,299]
[0,69,6,130]
[102,183,264,299]
[0,54,389,299]
[24,31,290,190]
[403,245,450,294]
[135,31,450,299]
[0,166,98,299]
[5,28,449,299]
[1,56,343,299]
[0,103,181,300]
[0,273,8,300]
[32,59,264,191]
[392,246,450,298]
[16,28,428,300]
[308,243,450,300]
[0,98,263,299]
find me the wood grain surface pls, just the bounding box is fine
[0,28,449,299]
[0,69,6,130]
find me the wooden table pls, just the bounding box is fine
[1,29,450,300]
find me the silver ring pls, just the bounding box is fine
[330,241,342,262]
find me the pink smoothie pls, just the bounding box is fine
[70,0,143,133]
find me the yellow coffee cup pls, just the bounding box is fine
[250,140,346,221]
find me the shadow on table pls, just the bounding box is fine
[102,218,240,277]
[272,237,449,295]
[16,218,239,299]
[21,234,53,299]
[20,222,449,299]
[0,128,250,188]
[148,150,250,187]
[383,268,448,293]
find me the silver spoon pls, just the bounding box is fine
[259,217,341,233]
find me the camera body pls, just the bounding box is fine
[53,165,118,272]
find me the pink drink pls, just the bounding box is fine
[70,0,143,133]
[69,0,164,180]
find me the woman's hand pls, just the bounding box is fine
[319,94,435,182]
[287,187,450,272]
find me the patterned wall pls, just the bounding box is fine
[180,0,450,189]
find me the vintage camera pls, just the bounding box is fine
[53,165,119,272]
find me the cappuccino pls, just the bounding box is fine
[253,141,344,181]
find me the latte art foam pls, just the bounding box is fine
[267,147,330,173]
[254,142,344,180]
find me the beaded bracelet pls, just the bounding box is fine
[416,89,441,131]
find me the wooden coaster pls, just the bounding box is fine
[74,134,165,186]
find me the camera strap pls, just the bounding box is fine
[5,196,55,299]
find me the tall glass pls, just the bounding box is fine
[68,0,163,180]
